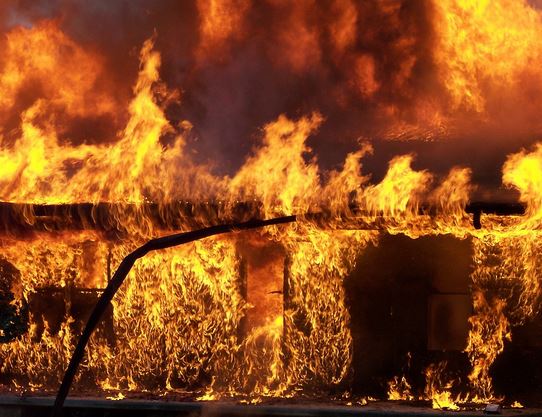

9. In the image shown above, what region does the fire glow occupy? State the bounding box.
[0,0,542,412]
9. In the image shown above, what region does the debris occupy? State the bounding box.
[485,403,501,414]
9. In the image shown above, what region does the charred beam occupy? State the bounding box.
[0,201,529,235]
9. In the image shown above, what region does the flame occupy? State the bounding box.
[196,0,542,134]
[106,392,125,401]
[228,113,323,218]
[196,0,250,61]
[387,376,414,401]
[424,362,460,411]
[434,0,542,115]
[0,33,172,206]
[360,154,432,237]
[0,10,541,409]
[0,20,116,121]
[0,34,381,399]
[511,400,524,408]
[462,143,542,401]
[503,143,542,227]
[465,290,511,400]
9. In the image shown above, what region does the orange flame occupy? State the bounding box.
[0,7,541,408]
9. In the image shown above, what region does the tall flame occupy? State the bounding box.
[0,6,541,409]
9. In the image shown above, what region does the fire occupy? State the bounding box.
[0,21,116,122]
[503,144,542,226]
[196,0,250,61]
[0,29,379,399]
[423,362,463,411]
[360,154,431,236]
[387,376,414,401]
[106,392,125,401]
[0,1,542,411]
[434,0,542,114]
[511,400,524,408]
[228,113,323,218]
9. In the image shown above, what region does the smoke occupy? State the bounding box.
[1,0,542,189]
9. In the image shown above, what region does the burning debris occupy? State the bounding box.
[0,0,541,414]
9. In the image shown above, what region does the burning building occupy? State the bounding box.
[0,1,542,415]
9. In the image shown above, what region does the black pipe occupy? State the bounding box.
[51,215,297,417]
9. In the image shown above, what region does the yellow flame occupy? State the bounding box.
[106,392,125,401]
[424,362,460,411]
[434,0,542,113]
[387,376,414,401]
[0,20,540,408]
